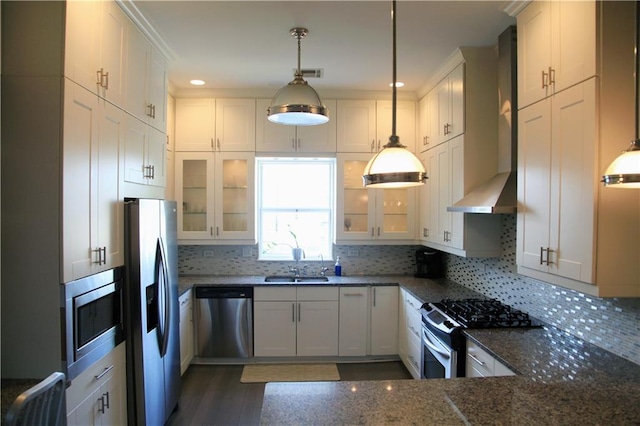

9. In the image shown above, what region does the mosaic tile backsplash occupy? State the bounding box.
[178,214,639,365]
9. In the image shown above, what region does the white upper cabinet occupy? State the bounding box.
[516,1,639,297]
[175,99,216,151]
[65,1,127,106]
[517,0,596,109]
[337,100,416,153]
[215,99,256,151]
[122,116,167,197]
[418,48,502,258]
[62,81,124,282]
[125,28,168,132]
[255,99,337,153]
[337,153,416,243]
[175,99,256,152]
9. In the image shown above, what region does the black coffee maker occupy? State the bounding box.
[415,248,443,278]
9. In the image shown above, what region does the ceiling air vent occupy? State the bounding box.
[293,68,324,78]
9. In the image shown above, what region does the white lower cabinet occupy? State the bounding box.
[254,287,339,357]
[338,286,399,357]
[66,343,127,426]
[338,287,369,356]
[179,289,194,375]
[466,340,515,378]
[370,286,399,356]
[398,288,422,379]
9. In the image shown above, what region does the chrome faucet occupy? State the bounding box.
[318,254,329,277]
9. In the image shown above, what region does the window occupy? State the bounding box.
[257,158,335,261]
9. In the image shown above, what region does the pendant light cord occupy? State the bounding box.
[297,33,302,77]
[391,0,397,140]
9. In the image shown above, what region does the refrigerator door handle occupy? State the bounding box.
[156,237,171,357]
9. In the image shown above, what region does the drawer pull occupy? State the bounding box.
[343,293,364,297]
[468,353,486,367]
[95,364,114,381]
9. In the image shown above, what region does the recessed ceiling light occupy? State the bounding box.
[389,81,404,88]
[190,79,205,86]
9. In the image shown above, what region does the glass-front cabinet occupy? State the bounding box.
[336,153,416,242]
[175,151,255,242]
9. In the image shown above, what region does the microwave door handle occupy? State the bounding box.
[156,238,170,357]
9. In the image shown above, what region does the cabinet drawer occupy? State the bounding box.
[466,340,495,377]
[297,286,339,301]
[405,333,422,379]
[66,342,125,410]
[255,286,296,301]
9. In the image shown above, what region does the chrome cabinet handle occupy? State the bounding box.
[210,138,214,149]
[372,288,376,307]
[102,391,110,409]
[539,247,552,265]
[468,353,486,367]
[93,247,106,265]
[342,293,364,297]
[548,67,555,86]
[408,355,419,369]
[298,302,301,322]
[292,303,295,322]
[542,69,549,89]
[409,325,419,338]
[371,139,375,152]
[216,138,221,151]
[96,68,109,89]
[95,365,114,380]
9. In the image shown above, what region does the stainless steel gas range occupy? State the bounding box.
[420,298,541,379]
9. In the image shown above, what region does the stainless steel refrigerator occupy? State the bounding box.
[124,199,180,425]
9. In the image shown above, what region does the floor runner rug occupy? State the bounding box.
[240,363,340,383]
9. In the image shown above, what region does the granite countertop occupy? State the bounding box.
[180,275,640,424]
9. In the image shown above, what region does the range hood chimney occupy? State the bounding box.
[448,26,518,214]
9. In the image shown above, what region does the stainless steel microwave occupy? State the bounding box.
[62,266,125,380]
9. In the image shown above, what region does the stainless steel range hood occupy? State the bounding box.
[448,26,517,214]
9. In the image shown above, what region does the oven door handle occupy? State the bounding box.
[422,328,451,358]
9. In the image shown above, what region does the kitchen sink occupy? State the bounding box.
[264,276,329,283]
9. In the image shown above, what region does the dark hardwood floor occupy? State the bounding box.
[167,361,412,426]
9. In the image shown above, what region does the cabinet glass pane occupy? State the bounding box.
[343,160,369,233]
[183,160,207,232]
[222,158,248,232]
[382,189,408,232]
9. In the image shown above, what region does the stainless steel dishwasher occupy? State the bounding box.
[194,286,253,358]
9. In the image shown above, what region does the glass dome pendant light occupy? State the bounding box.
[267,28,329,126]
[362,1,427,188]
[602,3,640,188]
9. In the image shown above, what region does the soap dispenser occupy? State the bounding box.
[334,256,342,276]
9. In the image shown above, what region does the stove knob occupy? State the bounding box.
[443,320,454,329]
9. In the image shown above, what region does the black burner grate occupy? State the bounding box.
[434,298,538,329]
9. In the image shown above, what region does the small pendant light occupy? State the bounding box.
[267,28,329,126]
[362,1,426,188]
[602,3,640,188]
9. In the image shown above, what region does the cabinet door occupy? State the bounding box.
[425,148,439,244]
[255,98,296,152]
[214,152,255,240]
[376,186,416,240]
[98,366,126,426]
[297,301,339,356]
[448,135,464,249]
[175,99,216,151]
[435,143,451,246]
[123,116,149,185]
[254,301,297,357]
[179,289,194,375]
[148,47,168,131]
[337,100,377,152]
[63,82,97,282]
[551,1,596,95]
[370,286,398,355]
[338,288,369,356]
[377,100,416,153]
[448,64,465,140]
[418,95,430,152]
[65,0,100,93]
[67,387,101,426]
[418,151,432,242]
[548,80,596,282]
[96,1,127,106]
[296,99,337,152]
[336,154,375,241]
[517,1,552,109]
[215,99,256,151]
[125,26,151,124]
[517,99,552,272]
[147,126,167,188]
[176,152,215,239]
[98,103,125,273]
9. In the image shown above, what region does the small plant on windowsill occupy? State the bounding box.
[263,228,304,260]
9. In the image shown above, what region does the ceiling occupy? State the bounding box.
[132,1,517,97]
